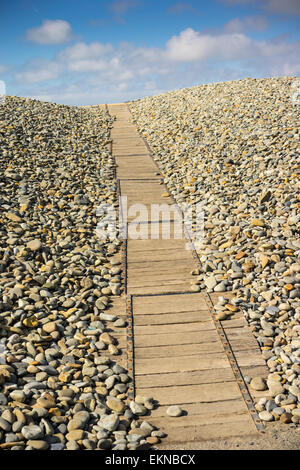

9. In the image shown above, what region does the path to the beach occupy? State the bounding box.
[107,102,269,446]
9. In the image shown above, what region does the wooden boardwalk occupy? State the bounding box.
[106,103,269,445]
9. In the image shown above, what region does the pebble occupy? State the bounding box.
[100,414,119,432]
[106,397,126,414]
[26,240,42,252]
[66,429,85,441]
[280,412,293,424]
[250,377,267,391]
[259,410,274,422]
[130,401,148,416]
[27,440,49,450]
[21,425,43,440]
[215,311,230,321]
[267,379,285,397]
[0,418,11,432]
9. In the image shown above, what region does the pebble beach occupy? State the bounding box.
[129,76,300,424]
[0,75,299,450]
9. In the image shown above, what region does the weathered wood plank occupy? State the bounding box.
[134,311,212,325]
[147,418,257,442]
[134,321,213,335]
[128,284,193,295]
[136,381,241,404]
[135,353,231,375]
[132,294,209,313]
[133,330,217,348]
[134,341,224,358]
[149,399,248,418]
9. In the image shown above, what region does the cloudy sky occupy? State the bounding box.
[1,0,300,105]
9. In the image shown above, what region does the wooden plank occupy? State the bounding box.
[134,306,210,322]
[121,189,172,197]
[127,269,193,282]
[241,365,268,378]
[128,258,193,268]
[220,318,247,329]
[128,238,190,251]
[113,138,145,143]
[110,125,136,129]
[121,195,174,204]
[114,147,147,153]
[127,250,192,262]
[114,152,150,156]
[113,137,144,142]
[120,179,166,188]
[113,135,144,140]
[132,294,209,313]
[147,418,257,442]
[226,336,261,351]
[128,264,193,275]
[134,321,213,335]
[117,169,160,179]
[133,302,209,315]
[115,157,157,166]
[127,279,194,290]
[126,223,184,236]
[128,284,193,295]
[147,412,253,430]
[234,350,267,368]
[134,311,212,325]
[135,353,231,375]
[127,266,194,279]
[127,264,193,277]
[111,131,140,135]
[127,276,195,288]
[113,142,146,148]
[150,399,248,418]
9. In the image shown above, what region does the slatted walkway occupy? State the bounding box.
[106,103,269,445]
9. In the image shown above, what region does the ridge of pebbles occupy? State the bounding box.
[129,77,300,424]
[0,96,163,450]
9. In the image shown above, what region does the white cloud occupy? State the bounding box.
[59,42,113,61]
[165,28,255,62]
[57,42,114,73]
[26,19,74,45]
[164,28,300,80]
[219,0,300,14]
[15,58,63,84]
[68,59,108,73]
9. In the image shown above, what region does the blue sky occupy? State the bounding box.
[1,0,300,105]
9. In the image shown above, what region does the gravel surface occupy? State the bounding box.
[0,76,299,450]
